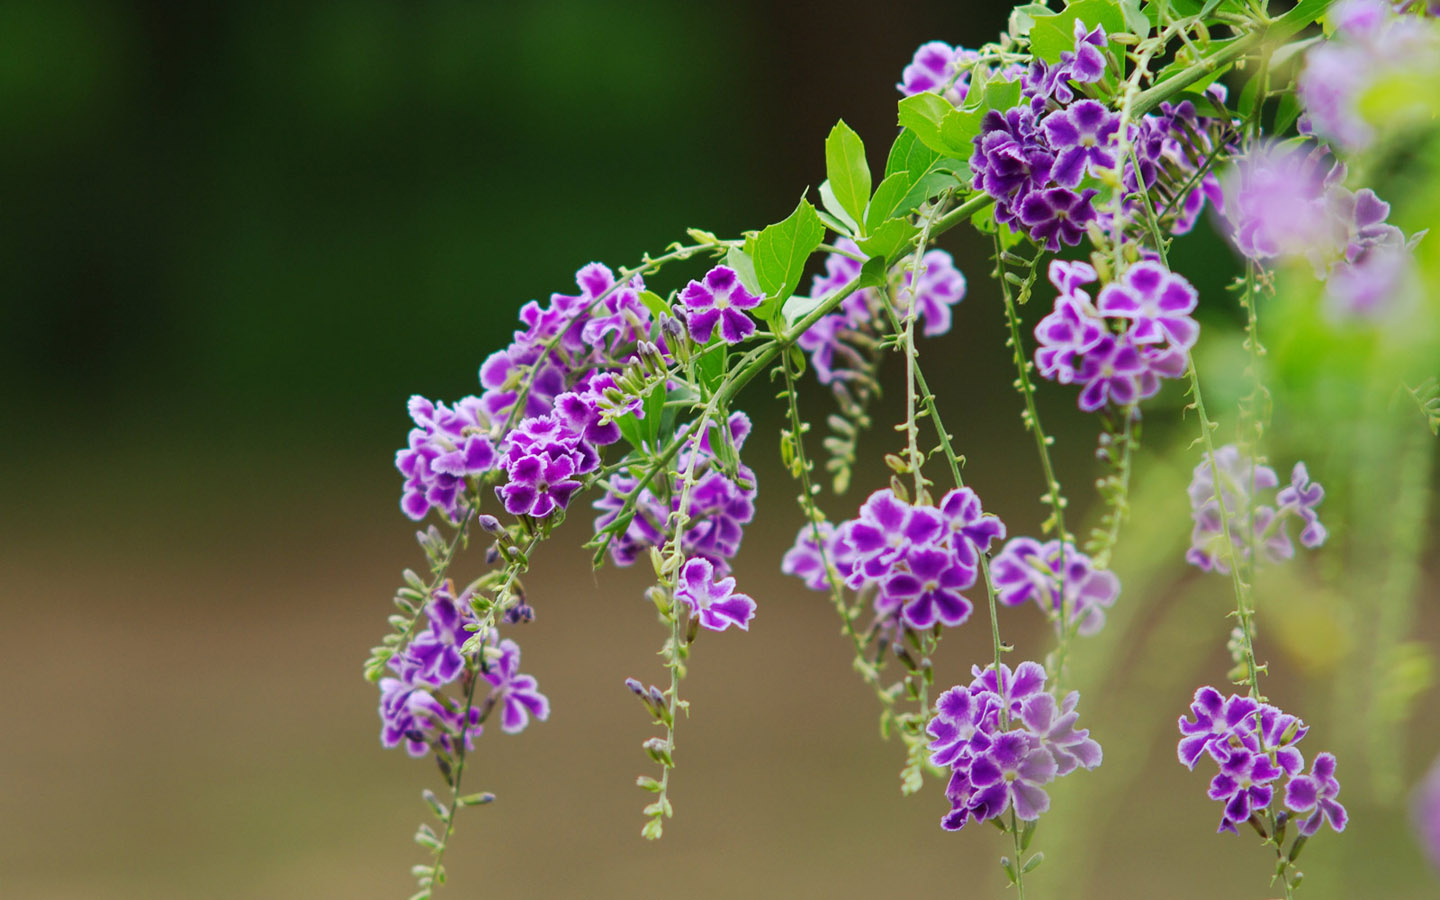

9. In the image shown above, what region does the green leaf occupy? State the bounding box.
[780,293,823,329]
[637,290,670,320]
[724,246,761,296]
[1030,1,1128,63]
[857,254,890,290]
[1119,0,1149,34]
[825,120,871,232]
[865,171,912,230]
[883,129,966,218]
[982,77,1022,115]
[897,92,961,156]
[748,197,826,307]
[641,383,666,444]
[856,218,918,261]
[1008,3,1055,38]
[615,411,645,450]
[939,107,985,158]
[1275,0,1331,37]
[817,180,859,236]
[695,343,725,394]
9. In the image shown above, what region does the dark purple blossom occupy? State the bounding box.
[1075,334,1145,412]
[1061,20,1108,83]
[1018,187,1100,251]
[971,104,1055,224]
[379,671,483,758]
[969,732,1058,822]
[499,453,581,518]
[682,265,760,345]
[880,545,975,628]
[1209,745,1284,833]
[397,395,498,523]
[971,661,1049,720]
[844,488,945,586]
[1042,100,1120,187]
[675,557,757,632]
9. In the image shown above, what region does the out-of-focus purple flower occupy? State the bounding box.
[1298,1,1440,153]
[379,672,483,758]
[991,538,1120,636]
[1284,752,1348,836]
[1326,244,1422,322]
[1413,755,1440,870]
[1096,261,1200,350]
[898,41,976,105]
[1061,20,1108,83]
[1209,745,1284,833]
[1042,100,1120,187]
[781,522,839,591]
[483,634,551,733]
[1018,187,1100,251]
[1222,144,1352,273]
[897,249,968,337]
[681,265,761,345]
[1186,445,1327,573]
[395,585,474,688]
[1277,462,1328,549]
[675,557,757,632]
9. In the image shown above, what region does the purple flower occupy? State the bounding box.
[1221,144,1353,274]
[881,545,976,628]
[1412,755,1440,870]
[1076,334,1145,412]
[991,538,1120,636]
[968,732,1059,822]
[1277,462,1327,549]
[1285,752,1348,836]
[1042,100,1120,187]
[1096,261,1200,350]
[1177,686,1260,770]
[971,104,1055,223]
[1209,745,1284,833]
[844,488,944,586]
[781,522,840,591]
[1020,691,1102,776]
[681,265,761,345]
[897,249,968,337]
[898,41,975,105]
[675,557,757,632]
[971,661,1049,720]
[927,686,1000,768]
[1186,445,1326,574]
[396,395,497,523]
[395,585,474,688]
[499,453,581,518]
[937,486,1006,563]
[575,263,649,355]
[1018,186,1100,251]
[379,673,483,758]
[483,635,551,734]
[1061,20,1108,84]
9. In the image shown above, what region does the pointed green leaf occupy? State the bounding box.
[749,197,826,308]
[725,246,761,296]
[825,120,871,232]
[856,218,919,262]
[898,93,964,156]
[1030,1,1128,63]
[865,171,912,230]
[817,180,859,236]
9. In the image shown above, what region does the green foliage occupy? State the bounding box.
[746,197,826,319]
[1029,0,1129,63]
[824,120,872,234]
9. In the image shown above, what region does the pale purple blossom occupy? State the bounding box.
[483,635,551,734]
[1285,752,1348,836]
[991,538,1120,635]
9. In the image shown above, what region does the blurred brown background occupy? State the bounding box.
[2,1,1437,898]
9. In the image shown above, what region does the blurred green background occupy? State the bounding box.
[2,1,1437,898]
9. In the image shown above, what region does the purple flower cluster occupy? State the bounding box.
[1222,143,1425,320]
[782,486,1004,632]
[379,583,549,757]
[397,396,499,522]
[967,22,1231,249]
[1186,445,1327,574]
[1415,755,1440,871]
[397,262,673,524]
[594,412,758,577]
[991,538,1120,636]
[1298,0,1440,154]
[928,662,1101,830]
[1032,259,1193,412]
[797,240,966,386]
[1178,687,1346,835]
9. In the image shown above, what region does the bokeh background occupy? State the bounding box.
[2,1,1437,898]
